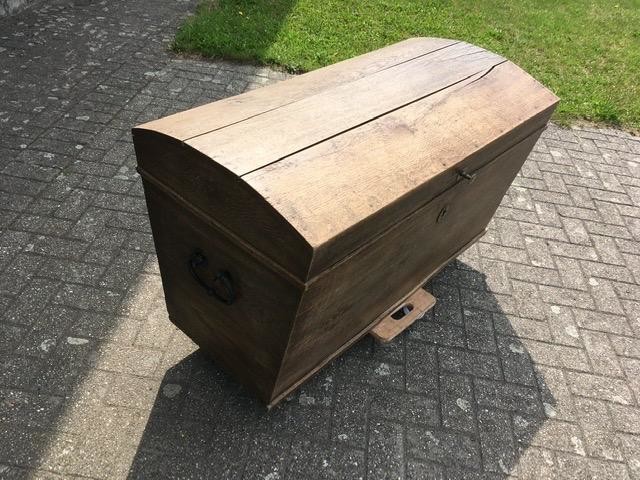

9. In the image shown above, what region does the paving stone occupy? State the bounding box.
[522,338,591,372]
[475,378,543,416]
[366,421,404,479]
[496,335,537,386]
[477,407,518,474]
[514,416,585,455]
[618,433,640,480]
[440,372,476,432]
[573,396,624,461]
[536,365,576,421]
[406,425,481,470]
[438,346,502,380]
[565,371,634,405]
[554,452,631,480]
[582,330,623,376]
[370,388,439,427]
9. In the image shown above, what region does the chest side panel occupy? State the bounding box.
[142,179,303,402]
[273,129,544,399]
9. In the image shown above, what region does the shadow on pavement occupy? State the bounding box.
[127,260,556,479]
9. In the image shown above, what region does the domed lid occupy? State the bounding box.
[135,38,558,282]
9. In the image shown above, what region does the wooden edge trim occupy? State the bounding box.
[370,289,436,343]
[266,228,486,408]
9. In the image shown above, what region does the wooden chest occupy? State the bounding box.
[132,38,558,407]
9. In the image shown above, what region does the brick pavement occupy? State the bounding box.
[1,1,640,479]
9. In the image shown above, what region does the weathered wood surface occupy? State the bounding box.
[133,38,559,405]
[370,289,437,343]
[246,61,556,277]
[133,133,313,282]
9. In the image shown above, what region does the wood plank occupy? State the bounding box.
[186,42,503,175]
[370,289,436,343]
[137,37,458,140]
[245,61,559,278]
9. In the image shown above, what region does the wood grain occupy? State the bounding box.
[142,179,302,403]
[267,228,486,408]
[133,130,313,281]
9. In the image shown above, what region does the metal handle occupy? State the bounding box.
[458,169,477,182]
[188,250,236,305]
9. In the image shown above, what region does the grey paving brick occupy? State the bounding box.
[440,372,476,432]
[536,365,576,421]
[511,280,547,320]
[92,343,162,377]
[609,334,640,359]
[475,378,543,416]
[515,417,585,454]
[574,397,624,461]
[582,330,623,376]
[494,315,552,342]
[524,236,556,268]
[619,434,640,480]
[406,425,481,470]
[554,452,631,480]
[565,371,634,405]
[366,421,404,479]
[538,284,597,310]
[620,357,640,402]
[478,407,518,473]
[439,346,502,380]
[496,335,537,386]
[523,338,591,372]
[546,304,582,347]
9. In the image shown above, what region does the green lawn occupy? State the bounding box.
[173,0,640,130]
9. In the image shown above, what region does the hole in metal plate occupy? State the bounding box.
[391,303,414,320]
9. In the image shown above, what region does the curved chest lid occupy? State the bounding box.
[135,38,558,282]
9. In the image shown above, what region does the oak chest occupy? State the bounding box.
[132,38,558,406]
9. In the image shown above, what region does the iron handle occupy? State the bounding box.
[188,250,236,305]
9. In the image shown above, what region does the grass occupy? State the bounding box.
[173,0,640,130]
